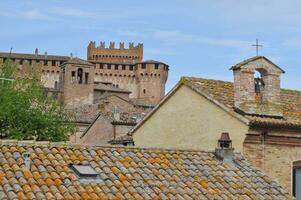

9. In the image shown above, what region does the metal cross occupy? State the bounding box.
[252,39,263,56]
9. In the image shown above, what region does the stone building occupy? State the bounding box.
[0,42,169,105]
[0,41,168,145]
[118,56,301,197]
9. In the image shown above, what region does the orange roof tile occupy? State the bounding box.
[0,140,293,199]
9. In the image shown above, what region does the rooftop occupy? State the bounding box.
[0,52,69,61]
[184,77,301,129]
[0,140,292,199]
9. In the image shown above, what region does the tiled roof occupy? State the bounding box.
[0,52,69,61]
[185,77,301,129]
[0,140,292,199]
[64,57,93,66]
[69,104,99,123]
[94,83,131,93]
[108,134,134,145]
[230,56,285,73]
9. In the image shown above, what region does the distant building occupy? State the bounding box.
[120,56,301,196]
[0,134,292,199]
[0,41,169,144]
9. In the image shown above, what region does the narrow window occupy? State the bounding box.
[71,71,76,83]
[293,161,301,199]
[85,72,89,84]
[115,65,118,70]
[99,64,103,69]
[52,60,56,66]
[54,81,59,90]
[77,68,83,84]
[143,89,146,94]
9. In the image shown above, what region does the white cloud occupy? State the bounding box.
[22,10,48,20]
[153,30,250,48]
[47,7,96,18]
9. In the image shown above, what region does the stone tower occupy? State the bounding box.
[230,56,285,117]
[59,58,95,108]
[135,61,168,104]
[87,41,168,105]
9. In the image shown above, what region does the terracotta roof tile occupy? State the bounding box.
[185,77,301,129]
[0,141,293,199]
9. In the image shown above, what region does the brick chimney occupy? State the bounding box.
[215,132,234,164]
[230,56,285,117]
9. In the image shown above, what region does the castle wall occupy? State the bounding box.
[135,63,168,104]
[0,42,169,105]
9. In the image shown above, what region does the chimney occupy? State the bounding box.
[215,132,234,164]
[23,152,31,170]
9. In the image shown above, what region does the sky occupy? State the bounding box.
[1,0,301,92]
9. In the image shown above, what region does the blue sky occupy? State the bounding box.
[1,0,301,91]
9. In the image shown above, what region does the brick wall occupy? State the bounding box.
[244,131,301,193]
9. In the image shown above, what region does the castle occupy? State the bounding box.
[0,41,168,106]
[0,41,169,144]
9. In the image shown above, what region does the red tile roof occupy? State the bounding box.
[0,140,292,199]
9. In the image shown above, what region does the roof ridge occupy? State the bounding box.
[0,139,225,153]
[183,76,301,94]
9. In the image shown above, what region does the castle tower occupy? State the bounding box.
[230,56,285,117]
[59,58,95,108]
[135,60,169,105]
[87,41,143,63]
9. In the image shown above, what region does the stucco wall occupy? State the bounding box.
[133,85,248,152]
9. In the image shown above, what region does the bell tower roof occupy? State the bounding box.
[230,56,285,74]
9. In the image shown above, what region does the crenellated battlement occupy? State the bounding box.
[89,41,143,50]
[87,41,143,63]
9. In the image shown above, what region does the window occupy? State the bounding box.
[52,60,56,66]
[85,72,89,84]
[107,64,111,69]
[54,81,59,90]
[70,164,98,179]
[114,65,118,70]
[20,60,23,65]
[155,64,159,69]
[122,65,126,70]
[78,68,83,84]
[129,66,133,71]
[143,89,146,94]
[71,71,76,83]
[141,63,146,69]
[99,64,103,69]
[293,161,301,199]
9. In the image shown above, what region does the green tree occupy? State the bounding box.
[0,59,75,141]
